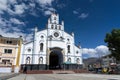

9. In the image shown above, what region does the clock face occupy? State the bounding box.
[54,32,59,37]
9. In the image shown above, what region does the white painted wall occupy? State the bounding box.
[21,13,83,65]
[0,67,12,73]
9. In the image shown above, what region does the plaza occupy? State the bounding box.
[5,73,120,80]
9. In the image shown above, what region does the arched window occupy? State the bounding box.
[40,43,43,51]
[55,25,57,29]
[41,35,44,38]
[54,17,56,20]
[68,58,71,63]
[51,25,53,29]
[26,57,30,64]
[27,48,31,52]
[39,57,43,64]
[76,58,80,64]
[59,26,61,30]
[76,51,79,54]
[67,45,70,53]
[67,38,70,41]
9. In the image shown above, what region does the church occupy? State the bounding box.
[20,13,83,70]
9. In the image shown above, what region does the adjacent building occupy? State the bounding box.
[0,35,22,73]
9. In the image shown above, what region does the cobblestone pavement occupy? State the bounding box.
[8,73,120,80]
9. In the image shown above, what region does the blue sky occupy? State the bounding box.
[0,0,119,58]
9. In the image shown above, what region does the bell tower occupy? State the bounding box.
[50,13,59,24]
[47,13,64,31]
[47,13,64,40]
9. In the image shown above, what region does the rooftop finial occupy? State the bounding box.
[52,9,56,15]
[48,18,50,24]
[35,26,38,32]
[71,32,74,37]
[62,20,64,26]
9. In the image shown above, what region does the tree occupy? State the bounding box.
[104,29,120,62]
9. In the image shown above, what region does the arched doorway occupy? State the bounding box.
[49,48,63,69]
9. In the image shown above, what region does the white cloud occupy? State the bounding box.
[0,0,56,42]
[73,8,81,15]
[79,13,89,19]
[73,9,89,19]
[0,0,7,10]
[73,10,79,14]
[57,3,66,9]
[0,27,21,37]
[82,48,97,57]
[8,0,17,4]
[37,0,54,7]
[44,10,52,16]
[47,7,55,11]
[0,0,56,16]
[0,0,27,15]
[95,45,110,56]
[82,48,96,54]
[9,3,28,15]
[36,0,56,16]
[14,4,25,14]
[10,18,25,25]
[0,16,10,27]
[82,45,110,58]
[0,16,25,27]
[0,27,33,42]
[43,7,56,16]
[29,3,35,8]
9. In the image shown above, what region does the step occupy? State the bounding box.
[53,70,75,74]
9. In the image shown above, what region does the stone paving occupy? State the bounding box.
[0,73,19,80]
[7,73,120,80]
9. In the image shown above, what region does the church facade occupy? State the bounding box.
[21,13,83,70]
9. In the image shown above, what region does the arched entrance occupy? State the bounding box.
[49,48,63,69]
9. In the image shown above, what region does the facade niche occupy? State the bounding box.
[67,45,70,53]
[40,43,44,51]
[39,57,43,64]
[26,57,30,64]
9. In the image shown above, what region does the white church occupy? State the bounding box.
[20,13,83,70]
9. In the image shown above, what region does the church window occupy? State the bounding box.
[40,43,44,51]
[28,48,31,52]
[38,57,43,64]
[76,58,80,64]
[26,57,30,64]
[76,51,79,54]
[67,45,70,53]
[41,35,44,38]
[67,39,70,41]
[68,58,71,63]
[54,17,56,20]
[51,25,54,29]
[55,25,57,29]
[59,26,61,30]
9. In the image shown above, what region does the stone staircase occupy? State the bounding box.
[21,69,89,74]
[53,70,75,74]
